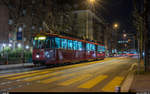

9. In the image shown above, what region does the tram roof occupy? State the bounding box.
[34,33,104,46]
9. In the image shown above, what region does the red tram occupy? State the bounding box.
[32,33,105,66]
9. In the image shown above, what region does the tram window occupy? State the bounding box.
[91,44,96,51]
[97,45,100,52]
[86,43,89,51]
[98,45,104,52]
[38,40,45,49]
[73,41,78,50]
[33,40,36,48]
[51,39,55,49]
[78,42,82,50]
[46,39,50,48]
[68,40,73,50]
[102,46,105,52]
[86,43,91,51]
[89,44,91,51]
[33,38,45,49]
[61,38,67,49]
[55,37,61,48]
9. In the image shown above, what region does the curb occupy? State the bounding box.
[120,63,137,92]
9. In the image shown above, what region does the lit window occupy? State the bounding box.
[73,41,78,50]
[78,42,82,50]
[55,37,60,48]
[68,40,73,50]
[61,38,67,49]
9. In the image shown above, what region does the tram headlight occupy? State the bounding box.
[36,54,40,58]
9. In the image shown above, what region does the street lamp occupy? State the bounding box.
[18,27,23,32]
[87,0,96,11]
[17,43,22,48]
[113,23,119,30]
[123,34,127,38]
[25,45,29,50]
[8,43,12,47]
[2,43,6,47]
[88,0,95,4]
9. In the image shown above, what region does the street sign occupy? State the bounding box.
[17,31,22,40]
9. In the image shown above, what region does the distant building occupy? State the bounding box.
[117,32,137,54]
[104,24,118,56]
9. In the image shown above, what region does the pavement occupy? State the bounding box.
[128,58,150,93]
[130,72,150,92]
[0,63,34,70]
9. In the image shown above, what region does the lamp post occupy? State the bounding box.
[111,23,119,56]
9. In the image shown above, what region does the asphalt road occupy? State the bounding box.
[0,57,137,92]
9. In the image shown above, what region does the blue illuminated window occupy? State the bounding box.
[91,44,96,51]
[68,40,73,50]
[86,43,95,51]
[73,41,78,50]
[102,46,105,52]
[98,45,101,52]
[98,45,105,52]
[61,38,67,49]
[78,42,82,50]
[55,37,60,48]
[33,40,36,48]
[86,43,90,51]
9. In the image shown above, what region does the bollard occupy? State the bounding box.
[115,86,121,92]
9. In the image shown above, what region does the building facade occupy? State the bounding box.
[72,10,117,56]
[73,10,105,44]
[0,4,9,43]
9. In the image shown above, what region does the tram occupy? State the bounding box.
[32,33,105,66]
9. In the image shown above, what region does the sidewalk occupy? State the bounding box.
[130,72,150,92]
[0,63,34,70]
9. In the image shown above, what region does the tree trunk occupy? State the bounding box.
[144,0,150,71]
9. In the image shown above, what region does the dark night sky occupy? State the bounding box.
[100,0,135,34]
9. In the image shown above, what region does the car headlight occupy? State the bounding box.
[36,54,40,58]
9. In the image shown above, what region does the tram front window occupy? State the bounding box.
[33,40,46,49]
[33,36,55,49]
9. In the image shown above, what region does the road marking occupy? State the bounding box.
[40,73,79,84]
[24,71,63,82]
[101,76,124,92]
[39,62,107,84]
[0,70,40,78]
[0,58,117,79]
[59,74,92,86]
[7,71,51,80]
[78,75,108,89]
[24,63,102,82]
[37,57,118,72]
